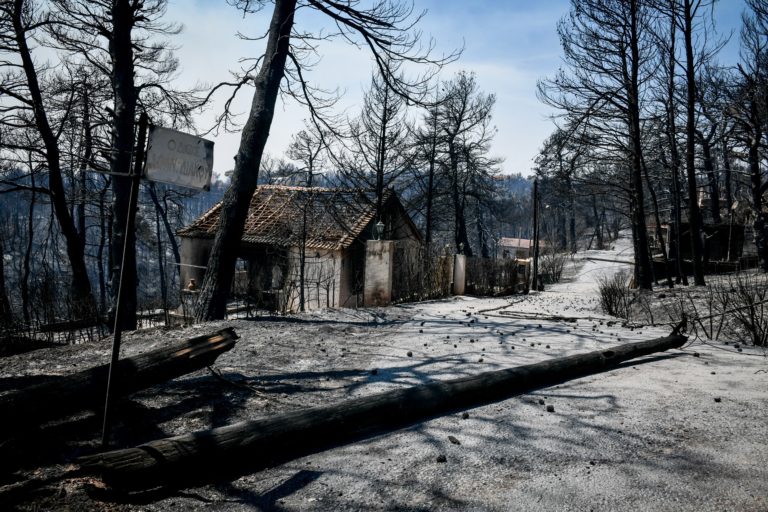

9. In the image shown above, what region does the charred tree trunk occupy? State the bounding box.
[80,333,686,487]
[683,0,706,285]
[299,159,314,311]
[476,200,490,258]
[0,233,11,325]
[21,172,34,324]
[449,144,472,256]
[671,164,687,285]
[424,149,436,251]
[375,89,389,223]
[423,107,439,254]
[147,184,181,276]
[194,0,297,321]
[97,179,111,313]
[10,0,95,310]
[568,177,577,254]
[591,195,603,250]
[642,157,673,288]
[0,328,238,439]
[108,0,139,331]
[77,84,92,244]
[421,121,438,287]
[451,163,472,255]
[698,132,721,224]
[747,97,768,271]
[557,208,567,252]
[627,0,653,290]
[722,139,733,213]
[152,189,168,318]
[531,179,540,291]
[663,4,686,285]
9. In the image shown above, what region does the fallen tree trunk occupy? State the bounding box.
[0,328,238,438]
[80,332,686,487]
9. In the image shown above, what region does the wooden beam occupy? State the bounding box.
[79,333,686,487]
[0,328,238,438]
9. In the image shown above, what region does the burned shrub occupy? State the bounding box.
[598,272,632,319]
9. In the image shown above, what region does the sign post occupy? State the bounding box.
[100,117,214,448]
[101,111,148,447]
[144,125,214,190]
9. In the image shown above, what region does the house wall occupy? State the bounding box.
[500,246,531,260]
[283,247,343,312]
[241,245,288,310]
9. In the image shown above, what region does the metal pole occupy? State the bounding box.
[101,111,148,447]
[531,178,540,292]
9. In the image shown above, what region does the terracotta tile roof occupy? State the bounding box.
[178,185,391,250]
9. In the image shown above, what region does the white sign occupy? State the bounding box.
[144,125,214,190]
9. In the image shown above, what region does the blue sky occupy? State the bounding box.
[167,0,748,178]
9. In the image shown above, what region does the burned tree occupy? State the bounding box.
[0,0,96,312]
[411,95,444,253]
[0,230,11,327]
[194,0,457,321]
[535,127,589,254]
[287,125,328,311]
[650,0,688,284]
[538,0,655,289]
[679,0,718,285]
[436,71,496,257]
[339,65,414,222]
[733,0,768,271]
[48,0,199,330]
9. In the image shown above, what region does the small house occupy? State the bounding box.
[177,185,422,311]
[498,237,534,260]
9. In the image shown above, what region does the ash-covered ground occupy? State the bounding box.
[2,238,767,511]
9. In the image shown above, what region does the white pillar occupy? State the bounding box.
[453,254,466,295]
[364,240,394,306]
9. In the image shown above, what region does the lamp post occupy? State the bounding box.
[375,220,385,240]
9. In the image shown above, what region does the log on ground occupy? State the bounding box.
[79,333,686,487]
[0,327,238,437]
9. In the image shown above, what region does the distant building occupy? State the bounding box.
[498,237,533,260]
[177,185,422,311]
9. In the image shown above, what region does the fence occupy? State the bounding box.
[465,257,529,296]
[392,246,453,303]
[391,246,529,303]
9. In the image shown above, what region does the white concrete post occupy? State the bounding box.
[364,240,394,306]
[453,254,466,295]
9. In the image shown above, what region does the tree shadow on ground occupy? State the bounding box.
[70,351,687,503]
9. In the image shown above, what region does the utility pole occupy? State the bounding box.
[531,178,541,292]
